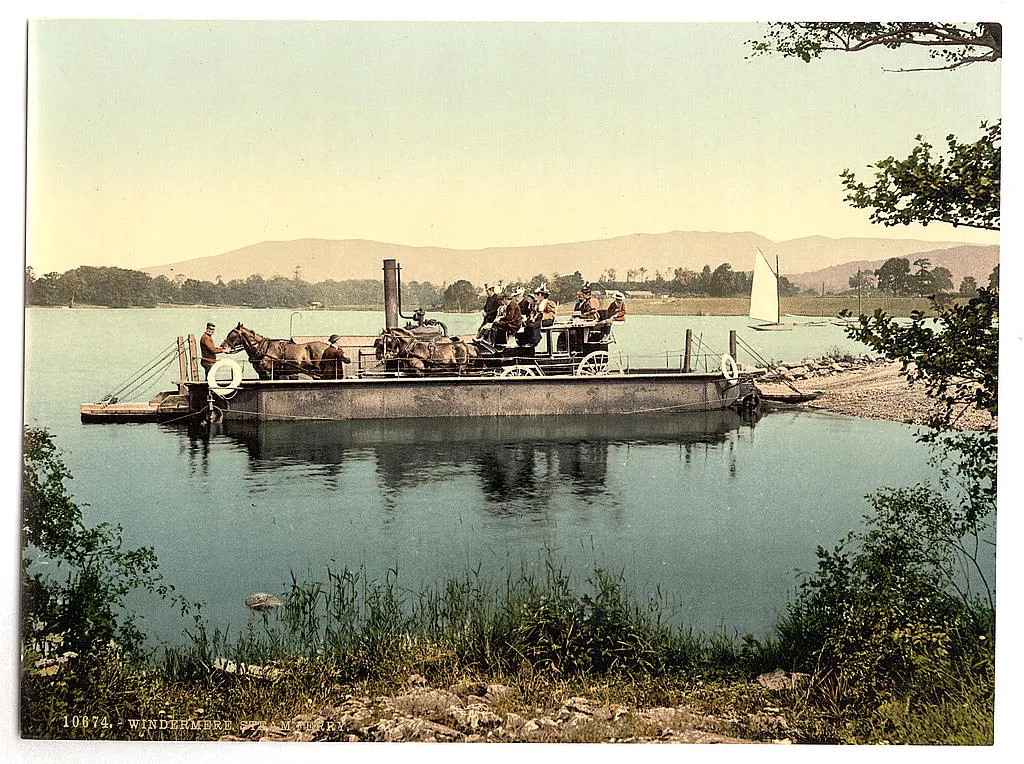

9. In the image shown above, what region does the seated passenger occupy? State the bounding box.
[479,282,501,331]
[599,291,627,322]
[488,287,523,346]
[536,285,557,327]
[520,287,545,347]
[573,284,600,321]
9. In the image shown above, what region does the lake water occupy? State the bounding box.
[24,307,952,645]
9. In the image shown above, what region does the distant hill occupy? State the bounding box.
[140,231,996,288]
[788,244,999,292]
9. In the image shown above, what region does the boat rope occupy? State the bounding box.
[621,399,732,415]
[97,341,182,404]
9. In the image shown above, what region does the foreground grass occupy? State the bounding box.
[22,566,994,744]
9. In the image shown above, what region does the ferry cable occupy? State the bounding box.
[97,340,180,404]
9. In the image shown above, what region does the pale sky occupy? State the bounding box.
[22,7,1006,276]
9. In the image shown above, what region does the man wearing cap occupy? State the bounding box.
[599,291,627,323]
[321,333,352,379]
[199,322,229,378]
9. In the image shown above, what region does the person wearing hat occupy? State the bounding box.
[599,291,627,323]
[480,282,502,331]
[535,285,557,327]
[573,283,600,321]
[489,286,524,346]
[321,333,351,379]
[199,322,229,378]
[519,287,545,347]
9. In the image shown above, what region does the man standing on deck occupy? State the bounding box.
[200,322,228,378]
[322,334,352,379]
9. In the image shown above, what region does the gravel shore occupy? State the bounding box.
[757,360,994,432]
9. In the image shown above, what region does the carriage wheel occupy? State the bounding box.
[574,350,611,376]
[500,365,539,377]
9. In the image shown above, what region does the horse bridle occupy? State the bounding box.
[227,326,271,360]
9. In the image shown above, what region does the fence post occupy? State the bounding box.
[683,329,692,373]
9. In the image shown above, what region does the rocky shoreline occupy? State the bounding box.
[219,671,810,744]
[756,356,993,431]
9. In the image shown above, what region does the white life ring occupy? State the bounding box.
[208,358,243,396]
[720,353,739,380]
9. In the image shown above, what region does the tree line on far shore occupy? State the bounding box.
[24,261,795,311]
[24,257,996,312]
[849,257,998,297]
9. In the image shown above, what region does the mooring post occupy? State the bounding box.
[729,330,738,362]
[683,329,693,373]
[187,335,200,381]
[177,336,188,391]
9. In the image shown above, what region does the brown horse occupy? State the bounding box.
[223,323,331,379]
[374,328,479,375]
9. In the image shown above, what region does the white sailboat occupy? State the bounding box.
[749,248,793,331]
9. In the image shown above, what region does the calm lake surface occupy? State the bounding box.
[24,307,955,644]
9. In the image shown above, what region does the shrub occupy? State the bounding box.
[21,427,176,737]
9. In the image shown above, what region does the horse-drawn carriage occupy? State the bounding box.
[370,319,620,378]
[220,319,621,381]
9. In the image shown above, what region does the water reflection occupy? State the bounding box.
[181,412,757,505]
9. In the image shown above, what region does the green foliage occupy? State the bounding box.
[178,563,742,686]
[752,21,998,739]
[21,427,181,734]
[842,288,998,431]
[777,484,994,714]
[24,267,445,310]
[874,257,912,295]
[988,264,999,290]
[440,279,480,312]
[959,276,979,296]
[848,269,875,291]
[748,22,1001,71]
[22,428,173,656]
[549,271,585,304]
[840,122,1000,233]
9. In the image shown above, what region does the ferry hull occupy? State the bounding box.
[187,372,756,422]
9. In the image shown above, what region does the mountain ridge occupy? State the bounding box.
[140,231,998,290]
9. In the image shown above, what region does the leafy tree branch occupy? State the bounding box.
[841,122,1000,232]
[748,22,1001,71]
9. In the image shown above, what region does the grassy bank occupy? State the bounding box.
[22,564,994,744]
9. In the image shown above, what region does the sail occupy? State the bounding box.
[749,248,780,324]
